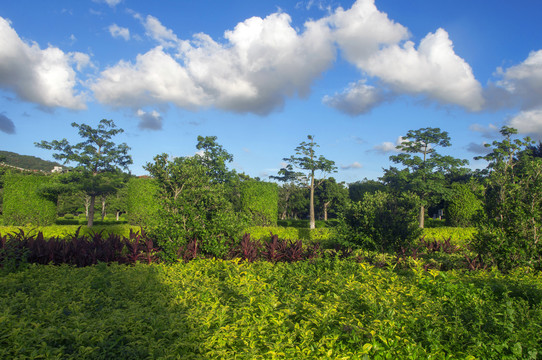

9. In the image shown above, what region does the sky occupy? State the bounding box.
[1,0,542,183]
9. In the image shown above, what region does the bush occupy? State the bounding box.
[2,173,57,226]
[336,191,422,252]
[126,177,161,227]
[239,180,278,226]
[445,183,483,227]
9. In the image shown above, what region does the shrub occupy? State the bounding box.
[126,177,161,227]
[336,191,422,252]
[3,173,57,226]
[445,183,483,227]
[239,180,278,226]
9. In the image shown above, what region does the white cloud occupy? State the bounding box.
[330,0,408,65]
[136,109,163,130]
[93,11,335,114]
[138,15,180,48]
[360,28,484,111]
[322,80,389,115]
[93,0,122,8]
[109,24,130,41]
[372,136,404,154]
[508,108,542,138]
[325,0,483,113]
[341,161,362,170]
[492,50,542,111]
[0,17,87,110]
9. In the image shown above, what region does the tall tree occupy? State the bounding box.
[35,119,132,227]
[383,127,468,228]
[196,135,234,184]
[315,177,348,221]
[272,135,337,229]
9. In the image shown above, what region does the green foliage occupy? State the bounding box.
[472,126,542,270]
[421,227,477,247]
[195,135,234,184]
[243,226,334,243]
[445,182,483,227]
[35,119,133,228]
[277,183,308,220]
[125,177,160,227]
[1,261,541,358]
[3,173,57,226]
[336,191,422,251]
[239,179,278,226]
[383,127,469,228]
[0,224,136,238]
[348,178,386,202]
[273,135,337,229]
[144,154,243,260]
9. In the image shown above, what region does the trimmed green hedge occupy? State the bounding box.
[126,177,160,227]
[240,180,278,226]
[2,173,56,226]
[243,226,334,243]
[0,224,137,239]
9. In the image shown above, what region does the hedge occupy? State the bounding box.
[239,180,278,226]
[126,177,160,227]
[2,173,56,226]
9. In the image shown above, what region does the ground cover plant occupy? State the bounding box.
[1,260,541,359]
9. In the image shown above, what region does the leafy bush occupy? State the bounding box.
[421,227,477,247]
[243,226,334,244]
[1,261,541,359]
[144,154,244,261]
[445,182,483,227]
[336,191,422,252]
[3,173,57,226]
[125,177,161,227]
[239,179,278,226]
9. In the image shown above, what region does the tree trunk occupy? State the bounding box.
[101,196,106,221]
[324,201,330,221]
[88,195,95,228]
[419,204,425,229]
[84,195,91,218]
[309,171,315,229]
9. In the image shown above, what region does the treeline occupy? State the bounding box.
[2,121,542,270]
[0,150,62,172]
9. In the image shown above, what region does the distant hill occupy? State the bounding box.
[0,150,63,172]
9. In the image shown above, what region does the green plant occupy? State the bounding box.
[3,173,57,226]
[239,179,278,226]
[336,191,422,252]
[445,182,483,227]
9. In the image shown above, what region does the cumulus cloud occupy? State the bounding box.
[0,113,15,134]
[323,80,390,115]
[0,17,87,110]
[341,161,362,170]
[136,109,163,130]
[92,11,335,114]
[508,108,542,139]
[493,50,542,111]
[109,24,130,41]
[372,136,404,154]
[325,0,483,113]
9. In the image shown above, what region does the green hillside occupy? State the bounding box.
[0,150,62,172]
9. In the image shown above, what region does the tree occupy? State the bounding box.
[383,127,468,228]
[315,177,348,221]
[144,154,242,260]
[272,135,337,229]
[472,126,542,269]
[196,135,234,184]
[35,119,132,227]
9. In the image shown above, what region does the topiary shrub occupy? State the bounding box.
[126,177,161,227]
[3,173,57,226]
[239,180,278,226]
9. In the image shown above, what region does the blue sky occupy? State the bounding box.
[1,0,542,183]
